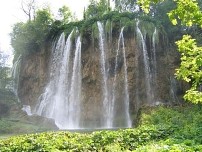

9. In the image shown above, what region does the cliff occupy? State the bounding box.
[16,19,187,129]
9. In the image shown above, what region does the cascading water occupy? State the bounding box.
[118,27,132,127]
[34,31,82,129]
[67,35,82,129]
[97,21,111,127]
[152,28,158,82]
[170,76,179,103]
[34,33,66,127]
[136,20,154,103]
[12,55,21,97]
[22,105,32,116]
[97,23,132,128]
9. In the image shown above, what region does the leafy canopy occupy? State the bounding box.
[175,35,202,103]
[11,8,53,58]
[58,6,73,24]
[138,0,202,103]
[113,0,137,12]
[84,0,110,19]
[0,52,11,90]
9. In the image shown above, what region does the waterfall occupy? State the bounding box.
[22,105,32,116]
[97,21,111,127]
[11,55,21,102]
[119,27,132,127]
[111,33,121,128]
[112,27,132,127]
[150,27,158,101]
[97,23,131,128]
[34,33,67,127]
[34,31,82,129]
[136,20,154,103]
[67,36,82,129]
[152,28,157,82]
[170,76,179,103]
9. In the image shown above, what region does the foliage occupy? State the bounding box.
[149,0,183,41]
[175,35,202,103]
[21,0,36,21]
[167,0,202,27]
[0,52,12,90]
[0,67,11,90]
[113,0,138,12]
[0,125,173,151]
[0,105,202,151]
[58,6,72,24]
[10,8,53,58]
[137,20,156,38]
[52,11,158,42]
[138,0,202,103]
[138,0,202,27]
[137,0,165,14]
[0,52,16,119]
[11,1,169,58]
[84,0,110,19]
[138,105,202,151]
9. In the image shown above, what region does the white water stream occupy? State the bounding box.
[34,31,82,129]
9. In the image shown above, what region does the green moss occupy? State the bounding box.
[12,9,164,61]
[13,10,161,62]
[105,19,112,35]
[136,20,155,38]
[52,11,160,42]
[92,22,99,39]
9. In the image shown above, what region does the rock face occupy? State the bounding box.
[18,44,51,107]
[17,21,186,128]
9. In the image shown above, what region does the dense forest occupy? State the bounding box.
[0,0,201,151]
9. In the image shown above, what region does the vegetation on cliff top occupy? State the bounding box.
[0,104,201,151]
[11,0,179,60]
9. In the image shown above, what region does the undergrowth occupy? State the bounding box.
[0,104,201,151]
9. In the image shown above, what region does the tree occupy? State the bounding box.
[113,0,137,12]
[149,0,183,41]
[21,0,36,21]
[58,6,73,23]
[10,8,54,57]
[85,0,110,19]
[84,0,98,19]
[175,35,202,103]
[0,51,11,90]
[138,0,202,103]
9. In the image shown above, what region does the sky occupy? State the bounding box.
[0,0,89,64]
